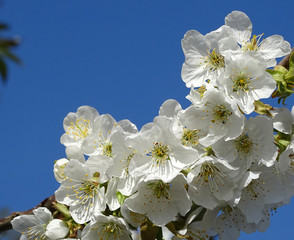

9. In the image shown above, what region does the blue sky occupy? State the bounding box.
[0,0,294,239]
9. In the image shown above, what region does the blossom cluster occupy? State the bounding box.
[11,11,294,240]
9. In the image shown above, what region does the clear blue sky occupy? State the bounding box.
[0,0,293,239]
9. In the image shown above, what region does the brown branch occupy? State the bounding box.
[277,47,294,69]
[0,195,56,234]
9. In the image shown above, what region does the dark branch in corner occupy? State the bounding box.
[277,47,294,69]
[0,195,56,234]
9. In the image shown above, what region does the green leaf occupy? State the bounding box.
[289,52,294,70]
[274,65,289,74]
[116,191,126,205]
[253,100,273,116]
[0,48,21,64]
[0,38,20,47]
[53,202,71,219]
[278,139,291,147]
[0,58,7,83]
[274,131,291,155]
[0,23,8,30]
[266,68,286,82]
[285,68,294,82]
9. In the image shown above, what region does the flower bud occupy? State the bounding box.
[54,158,69,183]
[45,219,69,240]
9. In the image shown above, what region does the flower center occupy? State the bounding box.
[102,141,113,158]
[66,117,91,141]
[105,222,118,233]
[147,180,171,200]
[80,178,99,195]
[197,85,207,97]
[235,134,252,154]
[101,222,121,239]
[221,205,233,214]
[123,152,135,176]
[242,34,264,52]
[246,180,260,199]
[231,70,252,92]
[150,142,170,164]
[212,104,232,124]
[205,49,225,71]
[77,172,100,195]
[182,128,200,146]
[199,164,220,182]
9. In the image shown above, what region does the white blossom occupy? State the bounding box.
[81,215,131,240]
[180,88,245,146]
[81,114,117,156]
[225,11,291,67]
[187,156,240,210]
[126,116,199,182]
[217,53,276,114]
[125,174,192,226]
[55,160,107,224]
[11,207,68,240]
[60,106,99,148]
[237,166,286,224]
[104,127,141,196]
[212,116,278,171]
[181,25,238,87]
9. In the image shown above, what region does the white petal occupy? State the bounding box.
[11,215,40,233]
[159,99,182,118]
[33,207,53,224]
[117,119,138,134]
[259,35,291,59]
[271,107,292,134]
[65,145,85,163]
[225,11,252,44]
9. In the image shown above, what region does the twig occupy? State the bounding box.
[0,195,56,234]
